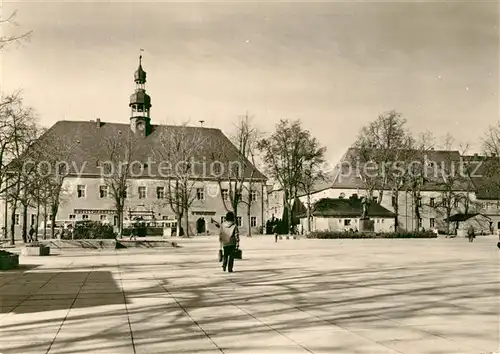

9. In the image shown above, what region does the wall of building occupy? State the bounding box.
[0,177,266,240]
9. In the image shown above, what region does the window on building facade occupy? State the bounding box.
[114,216,118,226]
[156,186,164,199]
[138,186,146,199]
[220,216,226,224]
[381,219,384,223]
[196,188,205,200]
[100,215,107,221]
[99,185,108,198]
[14,214,19,225]
[82,215,89,220]
[417,197,422,207]
[69,214,76,220]
[221,189,229,200]
[250,216,257,227]
[430,198,435,207]
[344,219,351,226]
[237,216,242,226]
[77,185,86,198]
[250,190,257,202]
[430,218,435,228]
[162,216,168,220]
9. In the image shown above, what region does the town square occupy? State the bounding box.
[1,235,499,354]
[1,1,499,353]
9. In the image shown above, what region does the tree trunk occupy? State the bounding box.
[184,207,190,237]
[176,213,182,237]
[247,203,252,237]
[286,202,292,235]
[35,200,40,241]
[22,203,28,243]
[393,192,399,232]
[43,202,47,240]
[117,204,124,237]
[10,201,17,245]
[306,194,311,232]
[413,192,421,232]
[50,203,58,239]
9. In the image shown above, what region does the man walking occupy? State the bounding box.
[467,225,475,243]
[218,212,240,273]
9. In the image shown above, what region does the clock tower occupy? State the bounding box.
[129,55,151,136]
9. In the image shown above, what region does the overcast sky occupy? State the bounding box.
[2,1,498,162]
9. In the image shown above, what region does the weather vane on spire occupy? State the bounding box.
[139,48,144,62]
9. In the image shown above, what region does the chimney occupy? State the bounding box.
[199,120,205,127]
[96,118,101,127]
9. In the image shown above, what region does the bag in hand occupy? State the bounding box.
[218,249,223,262]
[233,248,242,260]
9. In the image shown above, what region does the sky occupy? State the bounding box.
[1,0,498,164]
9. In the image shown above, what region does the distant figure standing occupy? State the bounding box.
[467,225,475,243]
[272,223,278,243]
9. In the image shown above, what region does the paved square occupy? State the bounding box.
[1,236,499,354]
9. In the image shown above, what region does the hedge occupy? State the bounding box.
[121,227,163,237]
[307,231,437,239]
[71,221,116,240]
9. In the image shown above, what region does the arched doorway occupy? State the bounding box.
[196,218,206,234]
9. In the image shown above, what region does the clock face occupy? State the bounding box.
[137,122,145,131]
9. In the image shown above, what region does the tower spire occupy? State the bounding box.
[129,53,151,136]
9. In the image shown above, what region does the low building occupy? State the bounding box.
[446,213,492,236]
[297,147,500,233]
[298,197,396,233]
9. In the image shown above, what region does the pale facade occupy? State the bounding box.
[301,215,394,233]
[298,187,481,232]
[0,177,266,239]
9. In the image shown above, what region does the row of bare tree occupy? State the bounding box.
[97,114,263,238]
[353,111,500,232]
[0,92,76,244]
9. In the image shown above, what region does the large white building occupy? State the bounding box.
[1,57,267,240]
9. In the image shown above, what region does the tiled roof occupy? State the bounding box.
[298,197,396,218]
[25,120,266,180]
[327,147,472,192]
[463,155,500,200]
